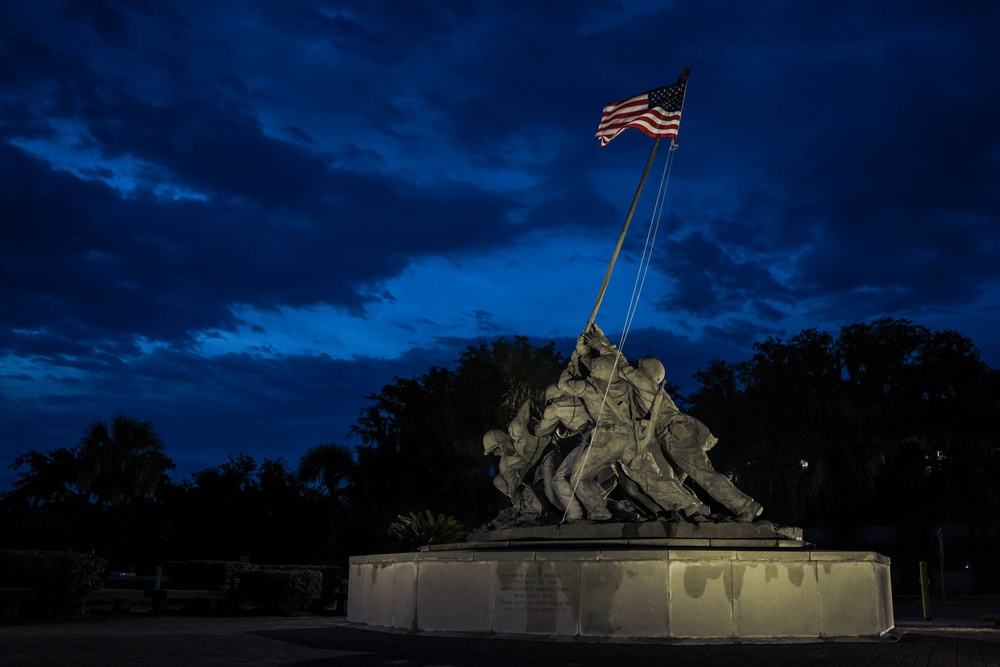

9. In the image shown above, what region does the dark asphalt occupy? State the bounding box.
[0,603,997,667]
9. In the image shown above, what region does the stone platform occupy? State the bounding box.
[347,522,894,641]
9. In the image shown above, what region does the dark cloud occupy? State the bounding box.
[652,233,790,318]
[0,126,526,358]
[61,0,129,44]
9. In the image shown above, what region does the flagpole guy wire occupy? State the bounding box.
[586,66,690,332]
[561,144,677,525]
[617,139,678,352]
[563,68,690,524]
[586,136,662,331]
[616,69,689,350]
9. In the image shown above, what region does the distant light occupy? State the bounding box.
[800,459,809,470]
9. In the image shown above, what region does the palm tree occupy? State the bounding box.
[77,414,174,507]
[299,443,355,500]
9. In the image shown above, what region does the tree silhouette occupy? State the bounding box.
[1,415,174,562]
[455,337,566,426]
[687,318,1000,589]
[344,337,566,550]
[299,443,355,500]
[77,414,174,508]
[7,447,82,506]
[173,454,328,563]
[298,444,356,561]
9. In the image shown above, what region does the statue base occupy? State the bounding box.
[347,521,894,641]
[463,518,805,548]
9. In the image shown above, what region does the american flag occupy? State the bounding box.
[595,80,687,147]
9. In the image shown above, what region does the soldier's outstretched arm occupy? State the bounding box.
[582,323,612,352]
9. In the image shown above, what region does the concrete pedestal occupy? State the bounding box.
[347,524,894,641]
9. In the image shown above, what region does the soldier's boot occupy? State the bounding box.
[736,500,763,522]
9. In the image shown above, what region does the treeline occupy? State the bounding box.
[0,338,566,567]
[1,320,998,590]
[689,320,999,530]
[2,439,349,566]
[688,319,1000,590]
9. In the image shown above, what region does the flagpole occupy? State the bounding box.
[586,135,661,329]
[586,66,690,331]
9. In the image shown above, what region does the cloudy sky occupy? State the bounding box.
[2,1,998,490]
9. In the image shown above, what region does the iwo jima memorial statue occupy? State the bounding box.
[348,69,894,640]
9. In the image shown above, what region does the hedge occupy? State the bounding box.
[165,560,255,594]
[0,550,107,620]
[260,564,346,608]
[237,568,322,614]
[165,561,344,613]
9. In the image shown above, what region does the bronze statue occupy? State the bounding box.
[482,323,763,527]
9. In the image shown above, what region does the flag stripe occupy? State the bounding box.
[598,110,681,135]
[595,81,686,147]
[595,94,648,134]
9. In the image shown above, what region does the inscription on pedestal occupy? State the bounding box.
[498,571,574,614]
[493,561,579,634]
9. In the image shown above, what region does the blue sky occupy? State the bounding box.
[2,1,998,489]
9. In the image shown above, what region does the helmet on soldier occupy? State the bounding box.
[589,355,620,382]
[637,357,665,384]
[482,429,508,455]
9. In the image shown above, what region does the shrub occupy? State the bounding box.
[166,560,255,595]
[261,564,346,609]
[237,568,321,614]
[0,549,107,620]
[388,511,467,550]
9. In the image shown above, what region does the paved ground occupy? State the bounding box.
[1,601,997,667]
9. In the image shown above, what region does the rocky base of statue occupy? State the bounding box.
[464,516,804,549]
[477,496,642,533]
[478,494,764,534]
